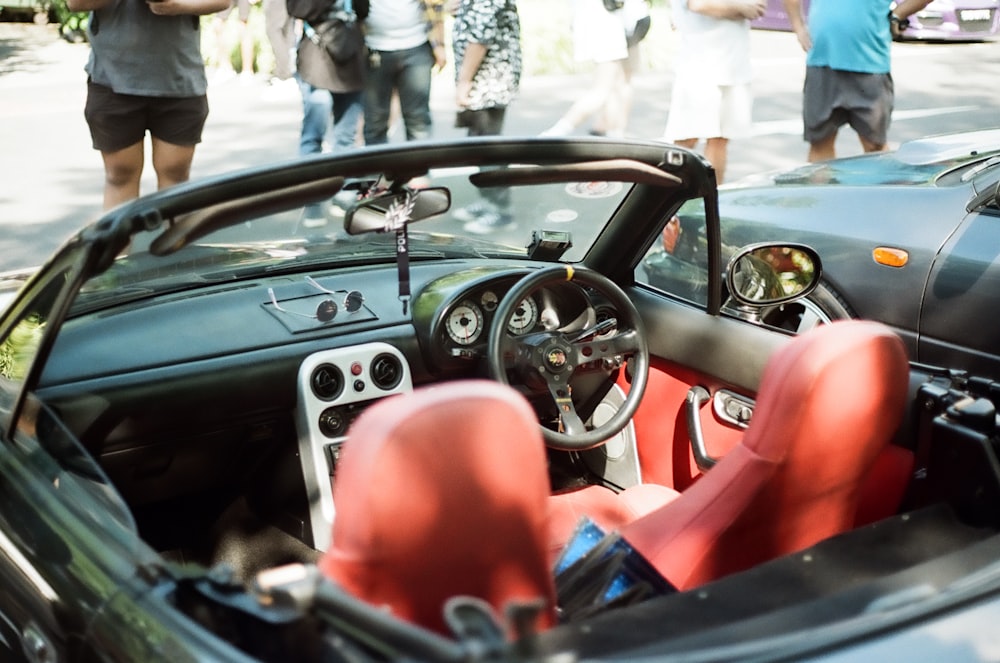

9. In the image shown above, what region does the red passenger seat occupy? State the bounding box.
[619,320,910,590]
[318,380,557,636]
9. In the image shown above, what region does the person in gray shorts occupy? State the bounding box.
[783,0,931,162]
[69,0,230,209]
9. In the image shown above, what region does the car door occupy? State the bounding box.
[609,201,791,493]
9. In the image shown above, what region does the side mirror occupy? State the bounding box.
[726,243,821,307]
[343,187,451,235]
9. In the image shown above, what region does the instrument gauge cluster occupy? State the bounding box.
[438,279,592,357]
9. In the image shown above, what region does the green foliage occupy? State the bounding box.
[49,0,89,42]
[0,314,45,381]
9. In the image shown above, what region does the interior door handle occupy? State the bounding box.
[686,386,718,472]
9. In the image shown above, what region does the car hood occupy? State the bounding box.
[726,153,955,189]
[725,129,1000,190]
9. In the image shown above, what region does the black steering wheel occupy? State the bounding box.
[486,266,649,451]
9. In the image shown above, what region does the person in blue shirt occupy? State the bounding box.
[783,0,932,162]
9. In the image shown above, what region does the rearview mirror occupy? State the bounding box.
[343,187,451,235]
[726,243,821,306]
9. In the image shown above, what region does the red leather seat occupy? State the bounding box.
[618,320,910,590]
[318,380,557,636]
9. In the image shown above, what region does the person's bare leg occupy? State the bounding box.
[101,140,145,209]
[704,137,730,184]
[610,46,637,137]
[239,20,254,75]
[151,137,196,191]
[859,134,888,153]
[808,131,838,162]
[544,60,625,135]
[213,17,234,72]
[601,70,626,137]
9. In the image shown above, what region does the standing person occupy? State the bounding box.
[67,0,230,210]
[293,0,367,224]
[264,0,296,83]
[588,0,650,137]
[450,0,521,233]
[360,0,447,145]
[541,0,630,138]
[783,0,932,163]
[212,0,256,81]
[662,0,766,185]
[293,0,366,155]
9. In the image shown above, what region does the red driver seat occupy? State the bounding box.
[616,320,910,590]
[318,380,557,636]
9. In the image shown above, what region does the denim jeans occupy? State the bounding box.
[297,76,363,156]
[362,42,434,145]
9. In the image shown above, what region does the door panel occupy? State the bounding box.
[631,358,746,491]
[626,286,791,491]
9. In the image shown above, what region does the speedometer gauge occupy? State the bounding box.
[446,301,484,345]
[507,296,539,335]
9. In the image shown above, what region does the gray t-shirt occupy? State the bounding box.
[85,0,207,97]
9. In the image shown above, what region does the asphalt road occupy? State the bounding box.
[1,20,999,270]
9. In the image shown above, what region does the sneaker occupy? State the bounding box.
[463,210,515,235]
[302,203,329,228]
[303,215,328,228]
[452,200,496,223]
[540,120,574,137]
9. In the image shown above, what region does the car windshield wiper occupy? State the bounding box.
[961,155,1000,183]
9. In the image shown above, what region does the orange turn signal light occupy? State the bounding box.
[872,247,909,268]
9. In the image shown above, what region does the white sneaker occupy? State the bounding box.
[452,200,496,223]
[540,120,574,137]
[463,210,515,235]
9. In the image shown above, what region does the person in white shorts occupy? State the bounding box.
[663,0,765,184]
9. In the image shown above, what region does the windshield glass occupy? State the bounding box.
[74,166,632,314]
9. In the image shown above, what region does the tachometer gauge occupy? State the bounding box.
[480,290,499,312]
[507,296,539,335]
[446,301,484,345]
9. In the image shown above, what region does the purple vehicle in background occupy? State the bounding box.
[754,0,1000,41]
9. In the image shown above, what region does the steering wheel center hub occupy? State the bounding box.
[543,342,571,372]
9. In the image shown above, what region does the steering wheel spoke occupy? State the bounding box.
[546,382,587,436]
[570,327,640,365]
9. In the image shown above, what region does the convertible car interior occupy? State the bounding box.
[6,138,1000,661]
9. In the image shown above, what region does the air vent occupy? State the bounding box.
[311,363,345,401]
[370,353,403,391]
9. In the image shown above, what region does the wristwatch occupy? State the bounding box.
[888,11,910,31]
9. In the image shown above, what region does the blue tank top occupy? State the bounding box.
[806,0,892,74]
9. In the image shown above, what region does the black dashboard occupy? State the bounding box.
[33,258,619,542]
